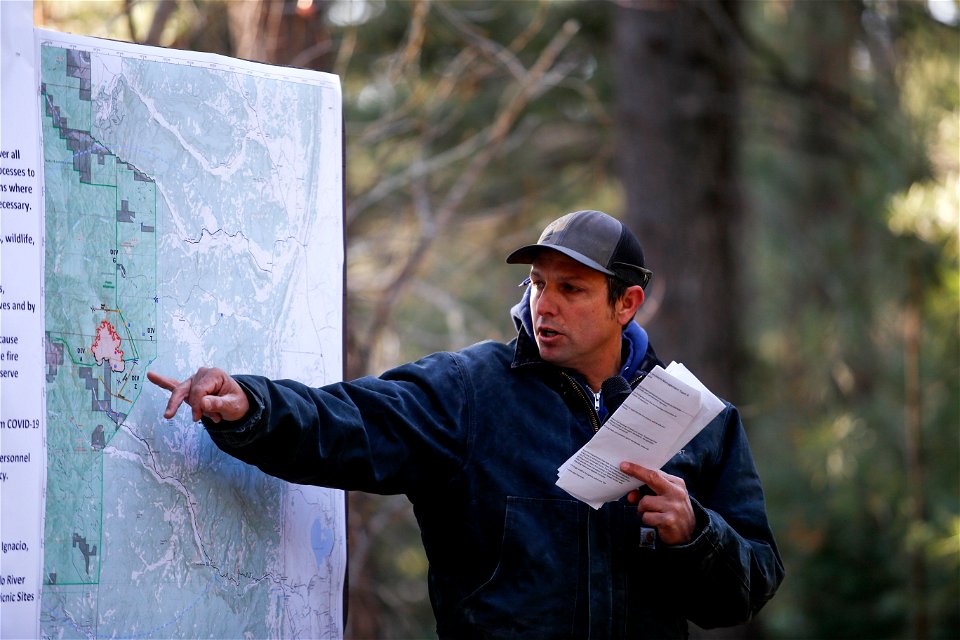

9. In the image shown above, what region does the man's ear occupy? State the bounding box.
[617,285,645,325]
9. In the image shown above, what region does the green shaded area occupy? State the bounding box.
[41,45,157,587]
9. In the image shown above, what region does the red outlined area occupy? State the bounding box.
[90,319,125,373]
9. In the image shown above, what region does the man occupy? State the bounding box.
[149,209,784,638]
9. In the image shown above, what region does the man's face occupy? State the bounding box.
[528,251,624,386]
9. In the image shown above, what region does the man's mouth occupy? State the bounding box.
[538,328,561,338]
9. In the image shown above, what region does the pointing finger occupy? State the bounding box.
[146,370,181,392]
[619,461,656,486]
[619,462,678,495]
[149,367,249,423]
[167,377,196,420]
[147,370,192,419]
[155,371,195,422]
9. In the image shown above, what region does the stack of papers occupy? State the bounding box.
[556,362,724,509]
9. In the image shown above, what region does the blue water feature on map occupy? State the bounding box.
[311,518,335,568]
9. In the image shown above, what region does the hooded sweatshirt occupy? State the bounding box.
[510,284,658,421]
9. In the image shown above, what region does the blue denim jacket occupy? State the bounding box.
[205,325,784,638]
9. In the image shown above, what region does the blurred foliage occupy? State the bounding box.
[739,2,959,639]
[35,1,959,638]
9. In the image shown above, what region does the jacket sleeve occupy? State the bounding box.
[663,404,785,628]
[201,351,473,495]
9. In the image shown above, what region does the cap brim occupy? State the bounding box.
[505,244,615,277]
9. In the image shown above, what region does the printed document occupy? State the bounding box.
[556,362,724,508]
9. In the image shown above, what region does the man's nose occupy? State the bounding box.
[534,286,558,316]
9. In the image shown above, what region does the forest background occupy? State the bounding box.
[34,1,959,639]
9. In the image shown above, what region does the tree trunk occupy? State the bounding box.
[226,0,332,70]
[904,256,929,640]
[614,0,744,400]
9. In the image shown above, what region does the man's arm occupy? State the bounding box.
[147,353,472,495]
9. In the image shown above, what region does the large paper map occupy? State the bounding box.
[37,30,345,638]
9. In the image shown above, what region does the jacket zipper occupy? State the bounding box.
[561,372,601,433]
[565,370,648,637]
[562,371,649,434]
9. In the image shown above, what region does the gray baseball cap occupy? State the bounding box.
[506,210,652,288]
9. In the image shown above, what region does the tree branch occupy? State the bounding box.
[356,19,580,373]
[145,0,178,46]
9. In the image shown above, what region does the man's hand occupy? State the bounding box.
[147,367,250,423]
[620,462,696,546]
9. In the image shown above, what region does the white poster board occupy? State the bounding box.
[0,2,46,638]
[2,5,346,637]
